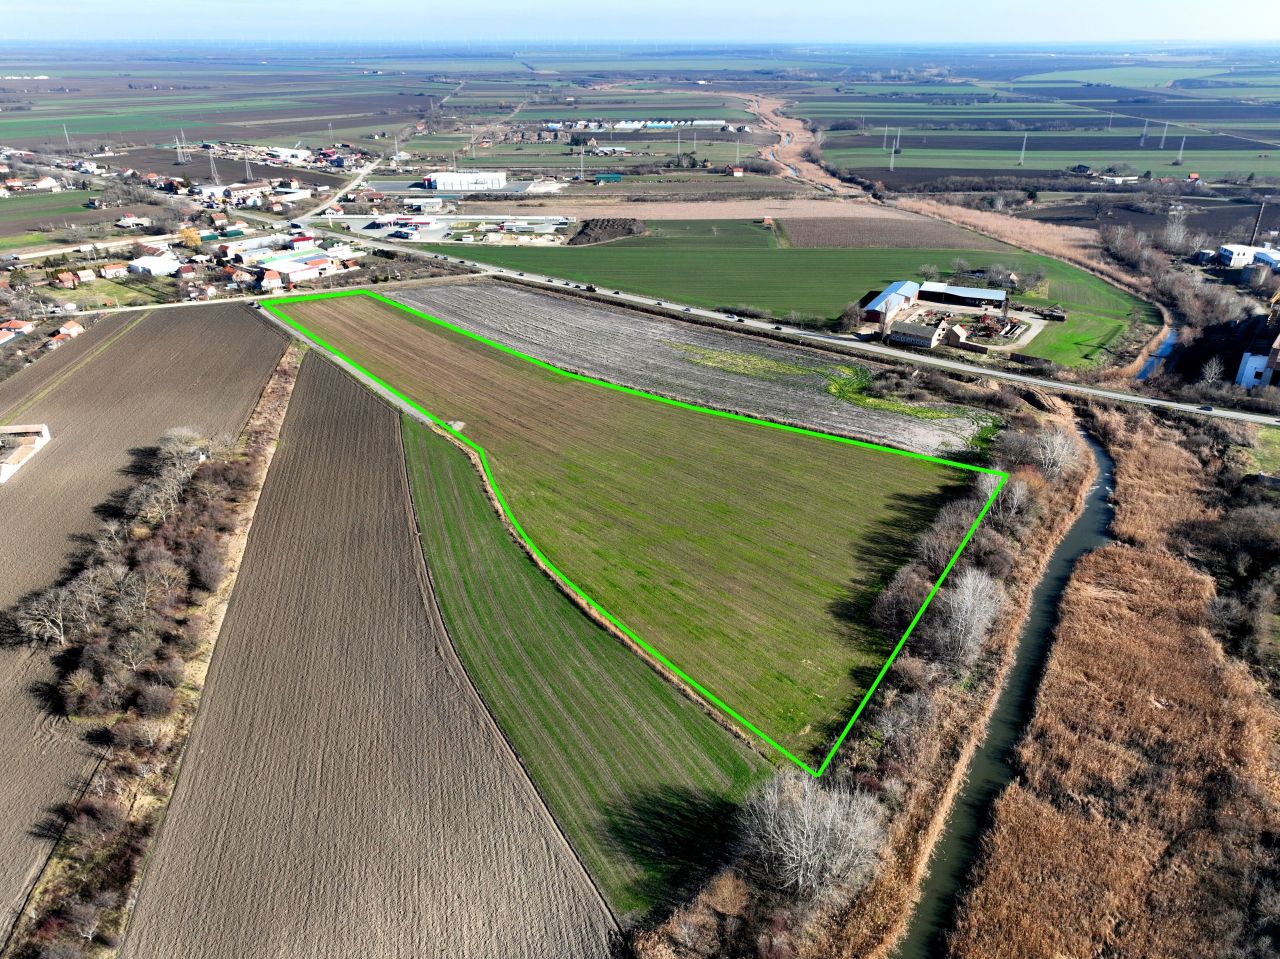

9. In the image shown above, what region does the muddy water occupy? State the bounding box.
[1137,326,1179,380]
[892,435,1115,958]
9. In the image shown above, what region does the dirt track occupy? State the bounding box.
[0,304,285,939]
[120,357,614,959]
[392,282,977,454]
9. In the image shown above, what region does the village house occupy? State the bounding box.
[59,320,84,337]
[0,319,37,335]
[53,271,78,289]
[74,269,95,285]
[99,262,128,279]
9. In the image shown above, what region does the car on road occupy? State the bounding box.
[683,307,692,312]
[773,325,783,331]
[612,290,621,295]
[1199,405,1215,412]
[388,230,418,239]
[724,312,737,319]
[518,272,525,276]
[734,317,744,322]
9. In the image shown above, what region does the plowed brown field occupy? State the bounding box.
[120,357,614,959]
[0,304,285,938]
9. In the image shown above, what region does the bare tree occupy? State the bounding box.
[17,588,74,647]
[740,772,884,901]
[1199,355,1225,386]
[1036,427,1079,482]
[934,567,1006,668]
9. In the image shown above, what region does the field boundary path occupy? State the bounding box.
[259,290,1005,777]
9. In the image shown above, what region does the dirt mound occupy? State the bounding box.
[568,217,645,245]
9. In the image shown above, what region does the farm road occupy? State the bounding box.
[121,357,615,959]
[0,304,284,942]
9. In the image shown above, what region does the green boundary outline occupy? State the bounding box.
[260,289,1007,777]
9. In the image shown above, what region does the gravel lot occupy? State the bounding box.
[391,282,977,454]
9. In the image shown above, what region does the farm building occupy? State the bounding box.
[0,424,50,483]
[888,319,949,349]
[594,173,622,184]
[53,271,77,289]
[74,269,95,285]
[918,281,1007,309]
[866,280,920,327]
[424,171,508,191]
[99,263,128,279]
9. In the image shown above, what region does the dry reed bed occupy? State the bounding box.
[949,411,1280,958]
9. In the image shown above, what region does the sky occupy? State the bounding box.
[5,0,1278,45]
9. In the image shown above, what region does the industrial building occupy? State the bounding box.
[424,171,508,191]
[887,319,949,349]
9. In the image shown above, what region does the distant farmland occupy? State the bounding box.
[269,292,977,763]
[403,419,765,916]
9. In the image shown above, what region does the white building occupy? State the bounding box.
[1218,243,1274,269]
[424,171,509,191]
[128,254,182,277]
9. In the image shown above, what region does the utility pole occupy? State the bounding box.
[1108,112,1114,131]
[62,124,71,148]
[1177,136,1186,164]
[1250,196,1271,246]
[328,121,334,142]
[1140,118,1149,147]
[1018,132,1028,166]
[209,153,221,187]
[736,138,740,164]
[244,156,253,181]
[1159,121,1169,149]
[883,125,889,150]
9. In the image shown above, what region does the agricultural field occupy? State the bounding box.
[392,283,981,453]
[0,189,119,248]
[270,292,977,764]
[425,220,1158,366]
[402,418,765,916]
[0,304,285,939]
[121,357,615,959]
[777,215,1006,250]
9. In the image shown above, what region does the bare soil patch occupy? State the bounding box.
[120,357,614,959]
[569,218,645,245]
[0,303,285,938]
[778,215,1005,251]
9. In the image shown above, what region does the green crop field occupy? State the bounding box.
[425,221,1158,366]
[273,293,977,767]
[0,190,95,220]
[402,419,765,916]
[1249,427,1280,475]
